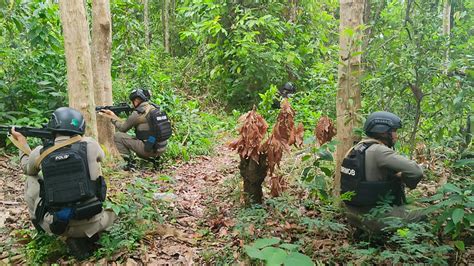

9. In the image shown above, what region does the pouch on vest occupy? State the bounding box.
[340,142,405,207]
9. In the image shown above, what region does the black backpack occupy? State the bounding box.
[35,142,106,234]
[147,105,172,141]
[340,142,405,207]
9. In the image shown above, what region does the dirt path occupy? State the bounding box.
[0,143,241,264]
[132,143,240,264]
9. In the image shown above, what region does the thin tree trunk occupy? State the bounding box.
[163,0,170,53]
[144,0,150,47]
[288,0,298,23]
[59,0,98,138]
[91,0,117,155]
[442,0,451,74]
[408,82,423,157]
[334,0,365,197]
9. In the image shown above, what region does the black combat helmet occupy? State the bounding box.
[129,88,149,102]
[47,107,85,135]
[364,111,402,134]
[282,82,296,94]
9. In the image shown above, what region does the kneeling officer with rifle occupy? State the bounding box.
[98,88,171,170]
[6,107,115,259]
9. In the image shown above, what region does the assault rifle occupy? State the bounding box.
[95,102,133,115]
[0,125,54,154]
[0,125,53,139]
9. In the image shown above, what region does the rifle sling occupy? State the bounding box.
[34,135,82,169]
[8,135,32,155]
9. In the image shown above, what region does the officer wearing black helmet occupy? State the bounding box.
[340,111,424,234]
[10,107,115,259]
[100,88,168,169]
[272,82,296,109]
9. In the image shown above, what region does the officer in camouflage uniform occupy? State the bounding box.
[341,111,424,234]
[101,88,167,168]
[11,107,116,259]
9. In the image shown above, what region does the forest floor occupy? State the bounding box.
[0,141,246,264]
[0,139,473,264]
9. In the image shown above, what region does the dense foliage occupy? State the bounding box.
[0,0,472,264]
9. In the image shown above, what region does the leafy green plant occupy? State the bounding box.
[244,237,313,266]
[24,230,67,264]
[96,177,166,258]
[423,182,474,251]
[300,140,337,201]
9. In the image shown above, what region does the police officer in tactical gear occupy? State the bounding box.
[340,111,424,234]
[100,88,168,169]
[10,107,116,259]
[272,82,297,109]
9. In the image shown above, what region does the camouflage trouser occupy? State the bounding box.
[25,175,116,238]
[344,204,426,234]
[114,132,166,159]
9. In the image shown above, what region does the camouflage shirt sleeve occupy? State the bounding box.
[374,145,423,189]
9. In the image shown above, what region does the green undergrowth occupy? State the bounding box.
[196,144,472,264]
[13,175,173,264]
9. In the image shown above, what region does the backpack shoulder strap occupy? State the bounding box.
[34,135,82,169]
[343,139,383,158]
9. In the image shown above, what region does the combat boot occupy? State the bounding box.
[123,155,137,171]
[66,237,97,260]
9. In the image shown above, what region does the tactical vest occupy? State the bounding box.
[35,141,106,235]
[340,142,405,207]
[135,103,172,150]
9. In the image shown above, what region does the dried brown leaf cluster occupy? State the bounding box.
[229,107,268,163]
[315,116,336,146]
[261,99,304,196]
[261,100,304,174]
[269,174,288,197]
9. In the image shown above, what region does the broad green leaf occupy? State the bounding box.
[244,245,265,260]
[452,208,464,224]
[454,240,465,251]
[318,150,333,161]
[252,237,281,249]
[453,158,474,168]
[283,252,314,266]
[279,243,299,251]
[260,247,287,266]
[442,183,462,194]
[320,167,332,177]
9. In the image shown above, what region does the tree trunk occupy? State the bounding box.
[144,0,150,47]
[334,0,365,197]
[239,155,268,205]
[163,0,170,53]
[59,0,98,138]
[91,0,117,155]
[288,0,299,23]
[442,0,451,74]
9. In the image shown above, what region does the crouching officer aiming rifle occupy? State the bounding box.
[9,107,116,259]
[340,111,425,235]
[97,88,172,170]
